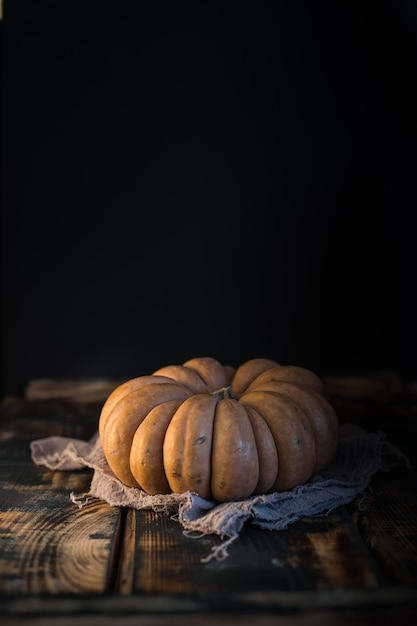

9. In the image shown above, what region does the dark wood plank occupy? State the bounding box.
[0,394,102,440]
[2,605,417,626]
[0,397,122,595]
[116,505,383,596]
[331,385,417,587]
[349,470,417,585]
[24,379,121,404]
[2,584,417,618]
[0,459,122,595]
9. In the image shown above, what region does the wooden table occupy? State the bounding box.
[1,373,417,625]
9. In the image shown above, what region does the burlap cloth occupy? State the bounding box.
[30,423,409,561]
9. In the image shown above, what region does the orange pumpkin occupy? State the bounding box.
[99,357,339,502]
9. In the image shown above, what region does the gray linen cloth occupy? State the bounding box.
[30,423,409,561]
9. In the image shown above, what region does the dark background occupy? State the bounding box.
[1,0,416,396]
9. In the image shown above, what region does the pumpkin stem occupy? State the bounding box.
[212,386,235,401]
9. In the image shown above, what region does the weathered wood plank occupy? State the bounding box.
[0,397,121,595]
[117,505,383,596]
[349,469,417,585]
[0,395,101,444]
[24,379,121,404]
[329,386,417,586]
[2,605,417,626]
[0,455,122,595]
[2,584,417,617]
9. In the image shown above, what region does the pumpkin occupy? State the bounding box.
[99,356,339,502]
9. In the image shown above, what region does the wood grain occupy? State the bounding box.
[349,471,417,585]
[25,379,121,404]
[118,506,382,595]
[0,460,122,594]
[0,396,120,595]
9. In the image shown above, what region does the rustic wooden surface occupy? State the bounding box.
[0,372,417,625]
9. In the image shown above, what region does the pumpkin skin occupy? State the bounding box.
[99,356,339,502]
